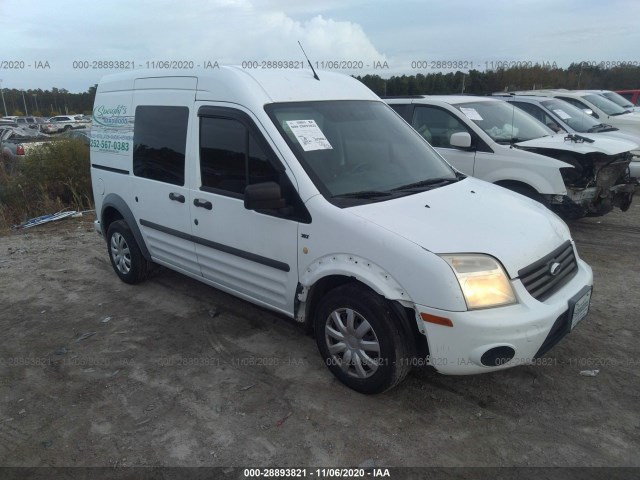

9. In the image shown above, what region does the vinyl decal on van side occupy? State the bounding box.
[91,104,135,155]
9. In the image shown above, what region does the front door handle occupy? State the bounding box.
[169,192,185,203]
[193,198,213,210]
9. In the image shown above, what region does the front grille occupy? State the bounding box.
[518,240,578,301]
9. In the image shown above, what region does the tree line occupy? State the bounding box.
[2,63,640,117]
[356,63,640,96]
[1,85,97,117]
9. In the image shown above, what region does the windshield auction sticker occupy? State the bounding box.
[553,109,572,120]
[459,107,483,121]
[285,119,333,151]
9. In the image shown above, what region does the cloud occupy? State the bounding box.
[0,0,385,90]
[2,0,639,90]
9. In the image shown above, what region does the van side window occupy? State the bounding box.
[556,97,590,113]
[199,117,280,196]
[133,106,189,186]
[412,106,470,148]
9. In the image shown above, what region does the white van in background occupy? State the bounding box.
[386,95,637,218]
[91,68,593,393]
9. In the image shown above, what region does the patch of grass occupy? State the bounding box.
[0,139,93,231]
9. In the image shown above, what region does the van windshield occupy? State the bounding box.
[600,91,635,110]
[266,101,458,204]
[540,99,603,133]
[455,100,553,144]
[582,94,628,116]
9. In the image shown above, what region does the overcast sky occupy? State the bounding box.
[1,0,639,92]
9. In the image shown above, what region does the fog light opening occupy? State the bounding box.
[480,346,515,367]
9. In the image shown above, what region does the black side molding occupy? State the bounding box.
[139,219,290,272]
[92,164,130,175]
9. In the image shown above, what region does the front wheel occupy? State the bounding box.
[106,220,152,284]
[314,284,411,394]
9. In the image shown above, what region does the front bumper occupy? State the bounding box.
[414,254,593,375]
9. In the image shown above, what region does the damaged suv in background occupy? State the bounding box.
[386,96,638,219]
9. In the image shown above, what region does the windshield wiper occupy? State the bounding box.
[564,133,595,143]
[495,137,528,145]
[587,123,617,133]
[390,176,459,192]
[333,190,392,199]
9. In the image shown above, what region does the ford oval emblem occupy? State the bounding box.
[550,262,562,276]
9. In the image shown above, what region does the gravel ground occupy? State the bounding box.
[0,204,638,469]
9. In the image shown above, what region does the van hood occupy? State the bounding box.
[606,113,640,127]
[348,177,571,278]
[515,133,636,155]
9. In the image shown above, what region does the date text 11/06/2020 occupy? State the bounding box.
[243,468,391,478]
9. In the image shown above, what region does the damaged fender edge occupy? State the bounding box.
[294,253,421,331]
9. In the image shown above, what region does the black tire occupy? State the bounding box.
[314,283,411,394]
[106,220,152,284]
[63,125,71,131]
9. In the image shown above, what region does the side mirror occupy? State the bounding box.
[450,131,472,149]
[244,181,286,211]
[583,108,598,118]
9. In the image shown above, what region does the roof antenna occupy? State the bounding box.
[298,41,320,81]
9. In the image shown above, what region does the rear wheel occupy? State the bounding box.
[314,283,411,394]
[106,220,152,284]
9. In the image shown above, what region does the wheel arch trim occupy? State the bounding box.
[101,193,151,261]
[296,254,413,326]
[300,254,409,301]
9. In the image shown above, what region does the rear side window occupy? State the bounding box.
[133,106,189,186]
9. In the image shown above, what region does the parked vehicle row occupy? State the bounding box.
[588,90,640,113]
[615,89,640,106]
[40,115,89,134]
[0,126,51,161]
[386,95,638,218]
[495,94,640,179]
[0,125,90,162]
[90,68,594,394]
[509,89,640,134]
[1,114,90,134]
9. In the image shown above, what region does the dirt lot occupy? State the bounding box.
[0,205,639,469]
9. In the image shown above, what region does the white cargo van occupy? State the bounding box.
[91,68,593,393]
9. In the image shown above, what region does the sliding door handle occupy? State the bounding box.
[169,192,185,203]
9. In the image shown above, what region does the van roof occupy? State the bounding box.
[96,66,378,105]
[386,95,502,105]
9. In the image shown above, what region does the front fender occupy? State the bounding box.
[487,166,567,195]
[299,253,409,302]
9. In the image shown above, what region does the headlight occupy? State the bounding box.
[631,150,640,161]
[440,254,516,310]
